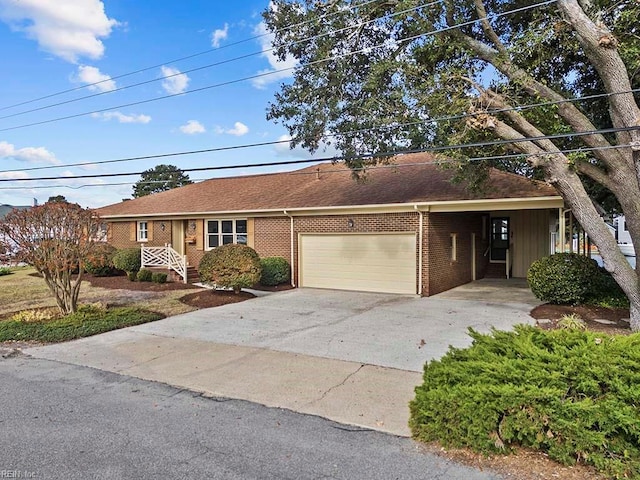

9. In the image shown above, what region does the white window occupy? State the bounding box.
[138,221,148,242]
[206,219,247,249]
[451,233,457,261]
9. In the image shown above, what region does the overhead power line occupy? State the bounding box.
[0,142,631,192]
[0,85,637,176]
[1,124,636,184]
[0,1,442,121]
[0,0,556,133]
[0,0,381,112]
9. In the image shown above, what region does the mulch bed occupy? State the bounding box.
[530,303,632,335]
[180,290,255,309]
[84,274,201,292]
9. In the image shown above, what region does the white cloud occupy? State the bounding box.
[75,65,115,92]
[160,66,189,95]
[0,171,30,180]
[91,111,151,123]
[252,20,298,89]
[0,140,60,164]
[179,120,206,135]
[211,23,228,48]
[273,134,339,159]
[0,0,119,63]
[215,122,249,137]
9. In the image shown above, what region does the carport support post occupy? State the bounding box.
[284,210,296,287]
[558,208,566,253]
[414,205,424,295]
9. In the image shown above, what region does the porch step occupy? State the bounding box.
[144,266,199,284]
[484,262,508,279]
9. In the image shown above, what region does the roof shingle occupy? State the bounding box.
[96,153,559,217]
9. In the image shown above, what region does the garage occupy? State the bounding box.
[298,233,417,294]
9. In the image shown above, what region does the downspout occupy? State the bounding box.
[284,210,296,287]
[414,205,423,295]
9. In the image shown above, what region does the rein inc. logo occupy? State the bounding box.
[0,471,37,478]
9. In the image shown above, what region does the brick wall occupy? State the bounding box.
[253,217,291,261]
[426,212,488,295]
[108,220,172,249]
[108,212,489,295]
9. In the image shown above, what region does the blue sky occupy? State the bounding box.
[0,0,328,208]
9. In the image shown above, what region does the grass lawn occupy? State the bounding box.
[0,267,199,319]
[0,305,163,343]
[0,267,202,344]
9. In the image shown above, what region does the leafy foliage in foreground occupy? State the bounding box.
[409,326,640,479]
[0,306,163,343]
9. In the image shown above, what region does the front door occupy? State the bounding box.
[171,220,185,256]
[490,217,509,261]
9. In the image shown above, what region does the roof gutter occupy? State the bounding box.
[283,210,296,287]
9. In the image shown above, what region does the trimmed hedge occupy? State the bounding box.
[260,256,290,286]
[112,247,141,275]
[152,272,167,284]
[199,244,261,293]
[136,268,153,282]
[528,253,601,305]
[409,326,640,479]
[84,242,118,276]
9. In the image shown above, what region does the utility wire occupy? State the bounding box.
[0,84,637,176]
[0,0,381,112]
[0,1,442,121]
[1,124,636,184]
[0,143,631,192]
[0,0,556,133]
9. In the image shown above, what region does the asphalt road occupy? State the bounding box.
[0,356,501,480]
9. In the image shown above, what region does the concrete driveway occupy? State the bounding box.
[25,279,539,437]
[128,281,537,372]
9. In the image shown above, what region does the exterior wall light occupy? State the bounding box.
[347,218,355,228]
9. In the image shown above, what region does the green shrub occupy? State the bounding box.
[127,272,137,281]
[588,267,629,308]
[527,253,600,305]
[84,242,118,276]
[557,313,586,330]
[136,268,153,282]
[151,272,167,284]
[260,257,290,286]
[199,244,262,294]
[112,247,141,275]
[0,267,12,276]
[409,326,640,479]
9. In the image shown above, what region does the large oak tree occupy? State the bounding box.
[263,0,640,330]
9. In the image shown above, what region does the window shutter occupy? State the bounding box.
[195,220,204,250]
[246,218,254,248]
[107,224,113,242]
[148,221,154,241]
[130,222,136,241]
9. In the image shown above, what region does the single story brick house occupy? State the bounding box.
[96,153,564,295]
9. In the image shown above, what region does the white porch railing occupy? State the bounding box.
[141,243,187,283]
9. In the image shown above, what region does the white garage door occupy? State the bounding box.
[299,233,417,294]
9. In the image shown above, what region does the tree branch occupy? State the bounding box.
[449,30,629,168]
[472,0,507,55]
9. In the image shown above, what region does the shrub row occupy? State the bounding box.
[409,326,640,479]
[527,253,628,306]
[95,243,291,290]
[198,245,291,292]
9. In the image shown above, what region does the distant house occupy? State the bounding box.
[97,153,564,295]
[0,203,32,221]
